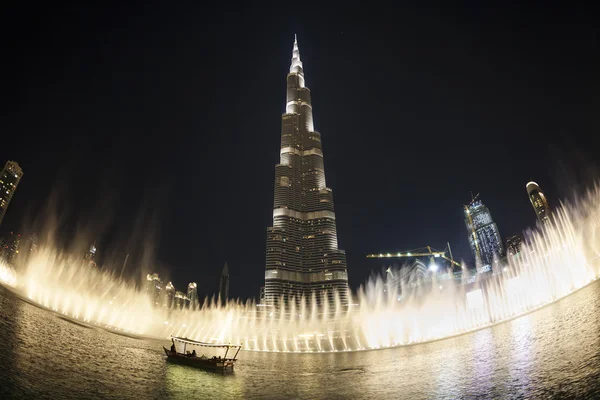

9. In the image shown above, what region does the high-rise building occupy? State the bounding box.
[174,291,188,309]
[464,199,504,271]
[145,273,163,307]
[505,234,523,258]
[219,262,229,306]
[187,282,198,309]
[0,161,24,228]
[163,282,175,308]
[0,231,21,264]
[526,181,551,226]
[264,36,349,307]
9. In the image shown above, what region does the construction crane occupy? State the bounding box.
[366,243,462,270]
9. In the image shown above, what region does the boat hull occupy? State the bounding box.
[163,348,235,372]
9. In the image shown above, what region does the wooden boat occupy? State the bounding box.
[163,336,242,372]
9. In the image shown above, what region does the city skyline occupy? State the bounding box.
[1,3,597,300]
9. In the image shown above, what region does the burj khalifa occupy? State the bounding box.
[264,36,349,307]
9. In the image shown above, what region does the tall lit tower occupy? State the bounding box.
[526,181,551,226]
[0,161,24,228]
[145,273,162,307]
[464,197,504,271]
[187,282,198,309]
[505,234,523,258]
[219,262,229,306]
[264,36,349,307]
[163,282,175,308]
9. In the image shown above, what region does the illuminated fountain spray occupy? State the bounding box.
[1,186,599,352]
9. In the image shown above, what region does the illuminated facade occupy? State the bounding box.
[526,181,551,226]
[145,273,163,307]
[264,36,349,307]
[0,231,21,264]
[163,282,175,308]
[0,161,23,228]
[187,282,198,309]
[464,199,504,270]
[219,262,229,305]
[506,234,523,258]
[174,291,188,309]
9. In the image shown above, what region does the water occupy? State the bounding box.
[1,184,600,397]
[1,281,600,399]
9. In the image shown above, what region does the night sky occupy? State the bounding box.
[1,2,598,300]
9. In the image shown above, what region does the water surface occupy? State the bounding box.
[1,283,599,399]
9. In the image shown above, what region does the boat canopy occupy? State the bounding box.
[171,336,242,349]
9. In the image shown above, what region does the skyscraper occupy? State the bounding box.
[264,36,349,307]
[163,282,175,308]
[174,291,188,309]
[187,282,198,309]
[0,231,21,264]
[505,234,523,258]
[145,273,163,307]
[219,262,229,306]
[526,181,551,226]
[464,198,504,271]
[0,161,24,228]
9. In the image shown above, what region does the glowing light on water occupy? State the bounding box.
[1,186,600,352]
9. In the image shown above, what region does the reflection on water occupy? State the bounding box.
[507,316,534,390]
[1,282,600,399]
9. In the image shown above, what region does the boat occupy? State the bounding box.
[163,336,242,372]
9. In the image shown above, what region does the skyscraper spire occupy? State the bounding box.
[290,34,303,75]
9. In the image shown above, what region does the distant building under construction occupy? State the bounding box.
[464,197,504,271]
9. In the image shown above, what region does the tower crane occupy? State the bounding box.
[366,243,463,271]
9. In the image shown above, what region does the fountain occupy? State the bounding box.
[1,185,599,352]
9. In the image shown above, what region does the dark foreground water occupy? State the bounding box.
[1,283,600,399]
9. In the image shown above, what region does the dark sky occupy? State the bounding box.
[1,2,598,300]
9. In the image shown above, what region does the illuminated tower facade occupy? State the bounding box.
[145,273,163,307]
[187,282,198,309]
[163,282,175,308]
[0,161,24,228]
[264,36,349,307]
[174,291,188,309]
[505,234,523,258]
[464,199,504,271]
[0,231,21,264]
[526,181,551,226]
